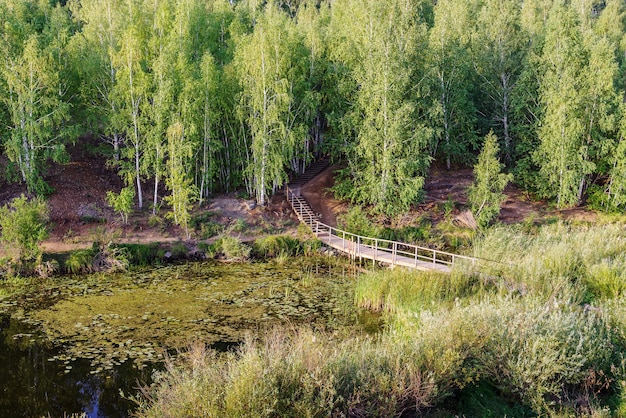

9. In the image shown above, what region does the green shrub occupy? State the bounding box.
[135,329,439,418]
[219,236,251,261]
[148,214,166,232]
[190,212,223,239]
[197,241,220,259]
[106,187,134,224]
[200,222,223,239]
[338,206,382,238]
[228,218,248,233]
[484,303,614,411]
[0,194,49,264]
[170,241,188,259]
[112,243,162,267]
[253,235,302,258]
[65,249,94,274]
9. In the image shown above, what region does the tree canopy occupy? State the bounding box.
[0,0,625,217]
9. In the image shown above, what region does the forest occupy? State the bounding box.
[0,0,625,225]
[6,1,626,416]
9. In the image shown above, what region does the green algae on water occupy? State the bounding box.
[9,257,356,371]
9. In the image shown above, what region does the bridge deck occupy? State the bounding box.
[318,232,451,273]
[285,185,476,273]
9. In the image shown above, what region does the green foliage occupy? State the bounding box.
[427,0,479,170]
[534,3,620,208]
[330,0,431,216]
[0,195,49,264]
[164,122,197,239]
[112,243,163,267]
[474,222,626,299]
[468,131,513,229]
[106,187,135,224]
[218,236,251,261]
[147,214,166,232]
[170,241,188,259]
[337,206,382,238]
[65,249,94,274]
[190,212,224,239]
[253,235,303,258]
[234,4,314,206]
[1,9,75,195]
[227,218,248,234]
[354,268,483,313]
[135,329,440,418]
[0,0,625,215]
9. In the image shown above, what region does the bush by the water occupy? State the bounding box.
[135,329,440,418]
[0,195,49,270]
[253,235,303,258]
[213,236,251,261]
[64,249,94,274]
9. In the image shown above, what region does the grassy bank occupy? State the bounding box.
[135,222,626,416]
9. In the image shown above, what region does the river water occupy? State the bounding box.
[0,257,359,417]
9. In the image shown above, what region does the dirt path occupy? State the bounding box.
[300,165,345,227]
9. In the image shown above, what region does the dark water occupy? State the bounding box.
[0,258,358,417]
[0,315,154,418]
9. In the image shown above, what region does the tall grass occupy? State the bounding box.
[473,222,626,300]
[253,235,303,258]
[64,249,94,273]
[354,268,485,313]
[389,294,620,413]
[135,329,440,418]
[137,294,623,417]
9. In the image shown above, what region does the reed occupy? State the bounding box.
[354,268,484,313]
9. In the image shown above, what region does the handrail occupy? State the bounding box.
[284,185,478,270]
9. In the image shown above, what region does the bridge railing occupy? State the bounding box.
[285,185,478,270]
[312,221,476,268]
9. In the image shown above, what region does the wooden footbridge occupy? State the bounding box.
[285,184,478,273]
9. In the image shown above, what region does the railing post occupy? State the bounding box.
[415,246,418,267]
[357,236,361,260]
[374,239,378,261]
[393,242,397,263]
[433,250,436,265]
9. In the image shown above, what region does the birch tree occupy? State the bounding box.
[69,0,127,160]
[112,0,150,210]
[330,0,432,215]
[535,3,620,207]
[234,5,309,206]
[427,0,478,169]
[164,121,196,239]
[2,36,71,194]
[474,0,528,164]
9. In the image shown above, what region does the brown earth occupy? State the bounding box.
[301,163,597,228]
[0,141,297,256]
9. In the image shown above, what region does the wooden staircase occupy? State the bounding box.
[289,158,330,188]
